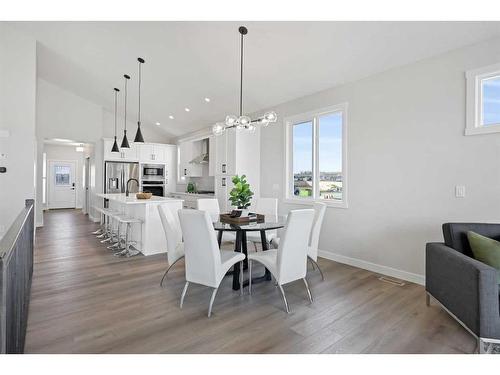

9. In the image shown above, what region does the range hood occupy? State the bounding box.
[189,138,209,164]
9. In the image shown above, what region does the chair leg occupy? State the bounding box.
[278,284,290,313]
[309,257,325,281]
[208,287,219,318]
[249,260,252,295]
[253,241,258,252]
[239,261,244,296]
[160,256,184,286]
[180,281,189,308]
[303,278,313,303]
[425,292,430,306]
[308,257,316,270]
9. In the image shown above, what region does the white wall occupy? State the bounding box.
[0,24,37,236]
[259,36,500,283]
[43,144,85,209]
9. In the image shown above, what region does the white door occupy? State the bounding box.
[48,160,77,209]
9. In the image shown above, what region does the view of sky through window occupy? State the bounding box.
[482,75,500,126]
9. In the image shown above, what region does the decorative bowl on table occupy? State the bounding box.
[136,192,153,199]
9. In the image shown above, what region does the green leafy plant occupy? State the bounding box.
[229,174,254,209]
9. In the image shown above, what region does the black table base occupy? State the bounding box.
[218,229,272,290]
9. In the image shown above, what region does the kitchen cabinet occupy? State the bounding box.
[177,139,202,181]
[138,143,168,163]
[208,136,215,176]
[103,139,139,161]
[213,128,260,212]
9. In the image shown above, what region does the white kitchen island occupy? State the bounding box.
[97,193,183,256]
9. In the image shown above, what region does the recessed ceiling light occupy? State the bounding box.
[204,97,211,103]
[185,107,190,112]
[169,115,174,120]
[155,122,161,126]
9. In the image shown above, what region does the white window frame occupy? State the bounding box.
[284,103,348,208]
[465,62,500,136]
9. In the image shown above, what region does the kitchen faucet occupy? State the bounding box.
[126,178,139,197]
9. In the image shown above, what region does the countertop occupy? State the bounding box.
[170,191,215,198]
[97,193,184,205]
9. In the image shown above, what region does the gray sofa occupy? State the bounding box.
[426,223,500,353]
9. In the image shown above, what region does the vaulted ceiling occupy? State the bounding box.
[9,21,500,137]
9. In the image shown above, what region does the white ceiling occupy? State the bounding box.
[8,21,500,137]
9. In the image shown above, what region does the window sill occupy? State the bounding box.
[282,198,348,209]
[465,125,500,136]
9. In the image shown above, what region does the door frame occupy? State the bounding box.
[47,159,78,209]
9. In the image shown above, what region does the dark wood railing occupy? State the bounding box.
[0,199,34,354]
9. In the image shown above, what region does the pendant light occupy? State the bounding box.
[111,87,120,153]
[120,74,131,148]
[212,26,277,136]
[134,57,145,143]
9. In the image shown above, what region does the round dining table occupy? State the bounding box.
[213,217,286,290]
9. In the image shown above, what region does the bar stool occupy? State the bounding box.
[107,211,128,251]
[113,216,143,257]
[92,206,105,235]
[98,208,120,243]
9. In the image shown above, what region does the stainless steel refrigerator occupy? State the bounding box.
[104,161,140,194]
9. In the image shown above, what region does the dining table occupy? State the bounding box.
[213,217,286,290]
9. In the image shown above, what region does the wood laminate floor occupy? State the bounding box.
[24,209,476,353]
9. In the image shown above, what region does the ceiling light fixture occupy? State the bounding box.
[111,87,120,152]
[134,57,145,143]
[204,97,211,103]
[120,74,131,148]
[169,115,174,120]
[185,107,190,112]
[212,26,277,136]
[155,122,161,126]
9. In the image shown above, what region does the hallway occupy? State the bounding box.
[24,209,476,353]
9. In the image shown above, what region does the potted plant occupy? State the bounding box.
[229,174,254,216]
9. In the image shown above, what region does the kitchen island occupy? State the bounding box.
[97,193,183,256]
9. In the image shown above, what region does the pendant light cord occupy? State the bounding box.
[114,90,118,135]
[138,61,142,123]
[239,31,244,117]
[124,77,128,130]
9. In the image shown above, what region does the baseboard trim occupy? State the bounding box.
[318,249,425,286]
[89,214,100,223]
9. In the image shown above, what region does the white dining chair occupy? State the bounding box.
[271,202,327,280]
[196,198,236,243]
[196,198,220,222]
[246,198,278,251]
[178,209,246,317]
[248,208,315,313]
[157,203,185,286]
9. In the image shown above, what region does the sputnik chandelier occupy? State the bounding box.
[212,26,277,136]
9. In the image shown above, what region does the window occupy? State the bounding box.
[285,103,347,208]
[466,63,500,135]
[55,165,71,185]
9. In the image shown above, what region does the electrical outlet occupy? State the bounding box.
[455,185,466,198]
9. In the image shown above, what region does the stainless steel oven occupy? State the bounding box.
[141,180,165,197]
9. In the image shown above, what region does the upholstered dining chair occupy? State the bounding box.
[271,202,327,280]
[178,209,245,317]
[196,198,236,243]
[157,203,185,286]
[246,198,278,251]
[248,208,315,313]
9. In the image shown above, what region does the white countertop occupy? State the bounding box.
[97,193,184,205]
[170,191,215,198]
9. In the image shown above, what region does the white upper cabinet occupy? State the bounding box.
[138,143,167,162]
[208,136,215,176]
[103,139,139,161]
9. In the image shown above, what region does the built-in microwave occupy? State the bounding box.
[142,164,164,179]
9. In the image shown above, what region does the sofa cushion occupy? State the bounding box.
[467,231,500,283]
[443,223,500,257]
